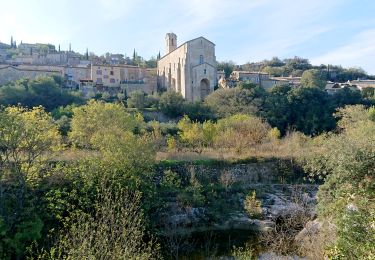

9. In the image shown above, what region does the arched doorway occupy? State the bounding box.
[200,78,210,100]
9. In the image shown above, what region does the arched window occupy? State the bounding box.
[199,55,204,64]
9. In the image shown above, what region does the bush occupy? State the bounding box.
[38,188,160,259]
[69,100,142,147]
[127,91,159,109]
[244,191,262,218]
[182,101,215,122]
[167,136,177,152]
[231,243,254,260]
[159,91,184,117]
[214,114,271,153]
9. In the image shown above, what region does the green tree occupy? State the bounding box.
[362,87,375,100]
[284,56,312,71]
[128,91,148,109]
[287,87,335,135]
[300,69,326,89]
[0,76,83,111]
[262,66,287,77]
[159,91,185,117]
[0,106,61,259]
[69,100,141,147]
[265,57,285,67]
[205,85,266,118]
[331,86,362,108]
[262,84,292,135]
[182,101,215,122]
[217,61,236,78]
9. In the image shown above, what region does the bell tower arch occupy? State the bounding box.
[165,33,177,54]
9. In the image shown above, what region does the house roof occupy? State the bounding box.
[232,70,268,75]
[92,64,141,69]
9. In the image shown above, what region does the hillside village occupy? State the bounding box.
[1,34,375,100]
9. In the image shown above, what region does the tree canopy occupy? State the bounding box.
[69,100,142,147]
[0,76,83,111]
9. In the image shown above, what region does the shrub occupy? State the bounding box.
[268,127,281,141]
[167,136,177,152]
[231,243,254,260]
[159,91,184,117]
[127,91,148,108]
[69,100,142,147]
[38,188,160,259]
[214,114,271,153]
[244,191,262,218]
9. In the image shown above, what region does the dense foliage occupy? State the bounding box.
[239,56,373,81]
[206,83,370,135]
[302,105,375,258]
[0,76,83,111]
[0,102,159,259]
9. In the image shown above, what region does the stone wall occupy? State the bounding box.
[0,65,62,85]
[155,160,306,186]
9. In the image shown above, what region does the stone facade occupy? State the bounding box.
[231,71,269,84]
[91,64,157,95]
[65,66,91,87]
[157,33,217,102]
[220,70,301,90]
[0,64,63,85]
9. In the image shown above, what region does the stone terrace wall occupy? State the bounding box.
[155,160,306,186]
[0,65,62,85]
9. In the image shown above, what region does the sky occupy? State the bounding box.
[1,0,375,74]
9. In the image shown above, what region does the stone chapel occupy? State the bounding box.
[157,33,217,101]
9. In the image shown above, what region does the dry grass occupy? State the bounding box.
[157,133,312,162]
[53,131,311,163]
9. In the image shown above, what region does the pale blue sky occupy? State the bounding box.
[1,0,375,74]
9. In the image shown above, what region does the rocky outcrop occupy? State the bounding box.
[295,219,336,243]
[161,184,317,235]
[157,161,318,237]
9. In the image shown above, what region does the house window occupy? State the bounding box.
[96,78,102,84]
[110,71,114,75]
[110,78,115,83]
[199,55,204,64]
[204,69,207,74]
[103,75,109,79]
[96,70,102,75]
